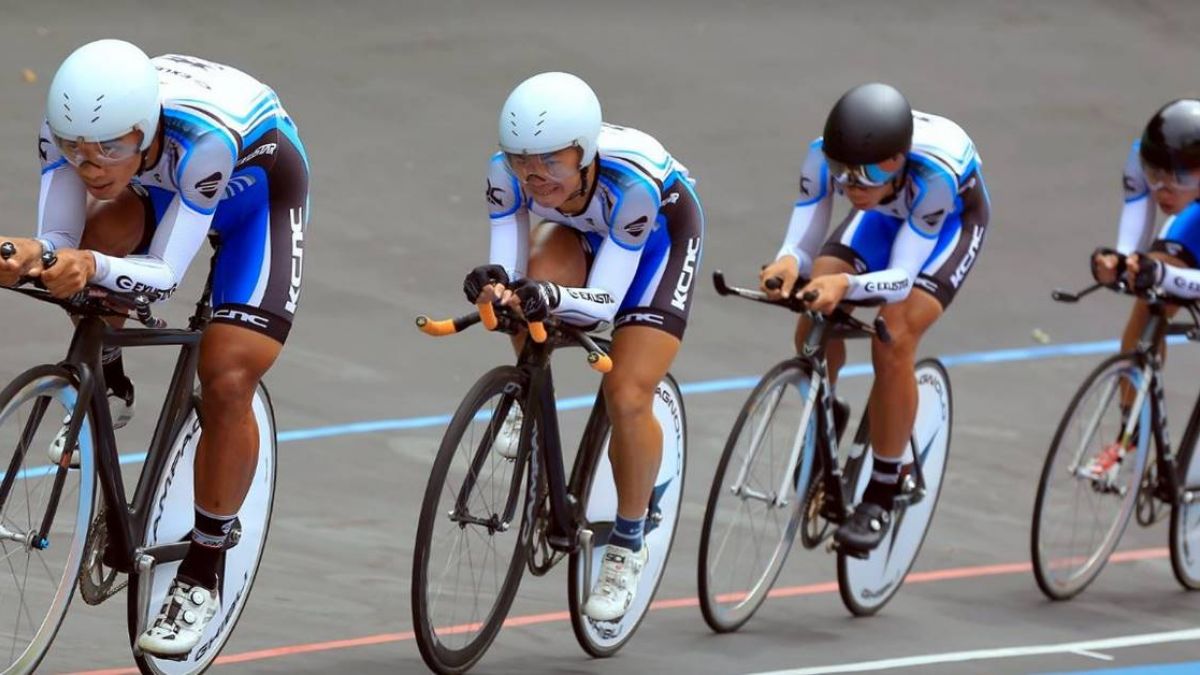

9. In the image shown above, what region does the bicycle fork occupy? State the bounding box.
[729,368,820,509]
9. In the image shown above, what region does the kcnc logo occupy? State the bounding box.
[285,207,305,314]
[671,237,701,312]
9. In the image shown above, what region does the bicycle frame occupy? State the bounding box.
[0,242,221,575]
[76,317,205,574]
[713,270,927,529]
[516,336,611,554]
[1053,283,1200,505]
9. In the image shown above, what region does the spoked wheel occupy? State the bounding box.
[1032,354,1149,600]
[0,365,96,674]
[568,375,686,656]
[127,384,278,674]
[838,358,953,616]
[1170,423,1200,590]
[698,360,816,633]
[412,366,531,675]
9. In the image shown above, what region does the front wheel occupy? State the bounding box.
[837,358,953,617]
[697,360,815,633]
[412,366,531,675]
[126,384,278,674]
[0,365,97,675]
[1031,354,1149,601]
[568,374,687,656]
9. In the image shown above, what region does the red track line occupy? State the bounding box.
[64,547,1169,674]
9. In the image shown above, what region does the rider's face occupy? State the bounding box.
[844,182,895,211]
[65,130,145,201]
[1151,183,1200,215]
[838,154,904,210]
[505,147,585,209]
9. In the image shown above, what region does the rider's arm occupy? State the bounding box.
[1158,263,1200,299]
[843,173,951,304]
[544,175,661,326]
[775,139,834,276]
[89,133,233,300]
[35,121,87,252]
[1117,141,1156,255]
[486,154,530,280]
[549,237,640,326]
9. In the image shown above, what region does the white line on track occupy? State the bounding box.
[745,627,1200,674]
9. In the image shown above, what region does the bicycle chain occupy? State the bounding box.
[79,505,127,605]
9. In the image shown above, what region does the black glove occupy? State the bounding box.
[511,278,560,322]
[1133,257,1165,294]
[1090,247,1126,288]
[463,264,509,304]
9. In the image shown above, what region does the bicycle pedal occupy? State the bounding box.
[827,538,870,559]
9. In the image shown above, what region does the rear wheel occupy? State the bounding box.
[127,384,278,674]
[568,374,687,656]
[838,358,952,616]
[0,365,97,674]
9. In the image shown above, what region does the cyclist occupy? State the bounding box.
[463,72,703,621]
[0,39,309,658]
[759,83,990,554]
[1090,99,1200,479]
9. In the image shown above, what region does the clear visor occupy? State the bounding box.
[53,132,142,167]
[1141,158,1200,192]
[826,157,901,188]
[502,147,581,183]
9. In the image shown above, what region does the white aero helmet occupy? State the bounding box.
[46,39,161,151]
[498,72,602,168]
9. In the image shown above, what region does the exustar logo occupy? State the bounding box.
[565,289,613,304]
[1173,275,1200,294]
[115,276,176,300]
[285,207,304,314]
[864,279,909,293]
[671,237,701,311]
[800,176,813,197]
[38,137,50,162]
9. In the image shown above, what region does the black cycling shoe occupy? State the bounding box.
[834,501,892,558]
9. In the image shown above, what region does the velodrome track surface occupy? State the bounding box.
[2,1,1200,672]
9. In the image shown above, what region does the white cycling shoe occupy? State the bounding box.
[48,387,135,467]
[582,543,648,622]
[136,576,220,659]
[493,407,523,460]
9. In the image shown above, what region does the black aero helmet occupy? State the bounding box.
[1140,99,1200,172]
[822,83,913,166]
